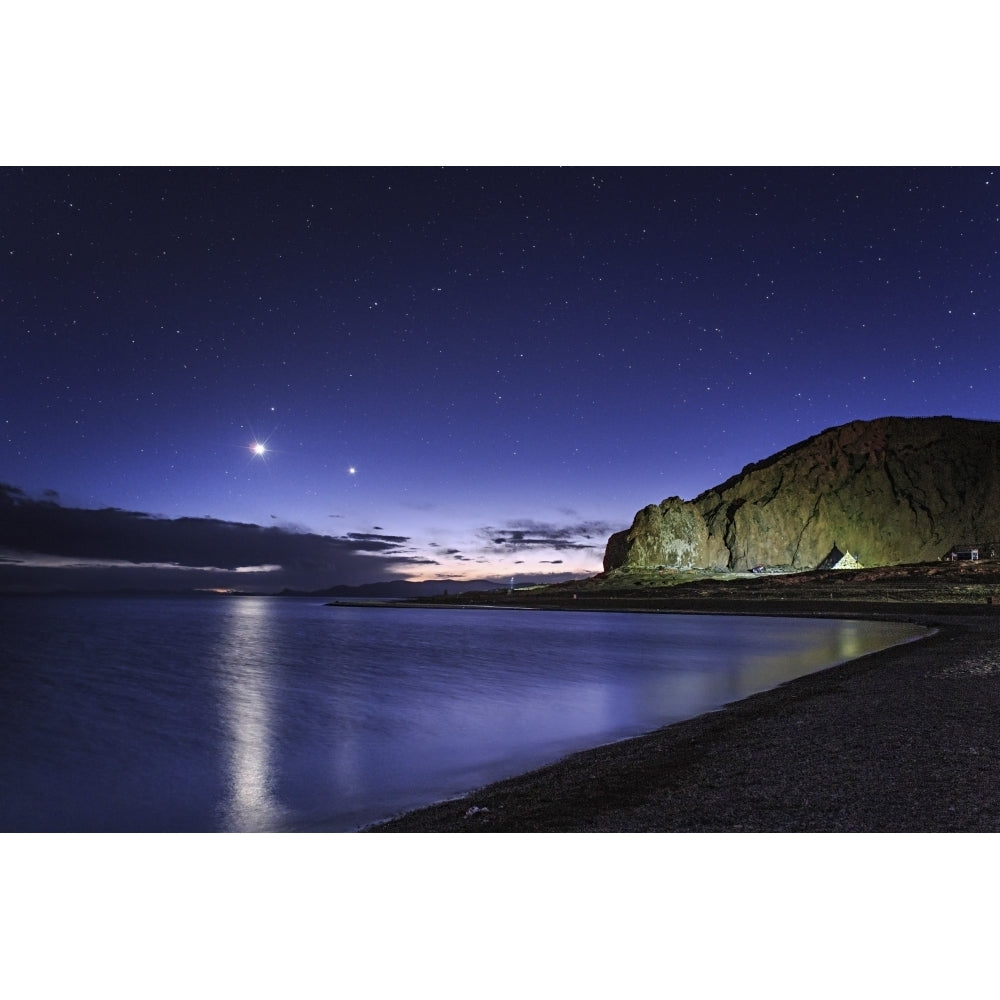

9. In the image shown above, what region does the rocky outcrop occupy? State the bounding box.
[608,497,710,570]
[604,416,1000,572]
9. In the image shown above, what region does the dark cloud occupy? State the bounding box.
[481,518,617,553]
[345,532,410,549]
[0,484,418,592]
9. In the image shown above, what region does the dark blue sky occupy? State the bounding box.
[3,166,999,590]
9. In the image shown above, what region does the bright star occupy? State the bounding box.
[348,467,356,475]
[252,442,267,457]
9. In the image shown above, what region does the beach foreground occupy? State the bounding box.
[367,579,1000,831]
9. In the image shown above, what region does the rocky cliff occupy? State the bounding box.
[604,416,1000,573]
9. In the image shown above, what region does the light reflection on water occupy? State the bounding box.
[214,599,286,832]
[0,597,926,832]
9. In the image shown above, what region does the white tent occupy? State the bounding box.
[819,546,862,570]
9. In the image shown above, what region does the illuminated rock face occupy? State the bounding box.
[604,416,1000,572]
[606,496,710,571]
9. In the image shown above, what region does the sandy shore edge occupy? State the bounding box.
[365,601,1000,832]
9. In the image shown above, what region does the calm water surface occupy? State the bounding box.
[0,596,925,831]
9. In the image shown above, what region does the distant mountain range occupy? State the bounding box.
[605,416,1000,573]
[275,578,519,598]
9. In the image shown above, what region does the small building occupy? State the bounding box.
[949,545,979,561]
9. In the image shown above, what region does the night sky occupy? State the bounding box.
[3,166,999,591]
[4,9,996,972]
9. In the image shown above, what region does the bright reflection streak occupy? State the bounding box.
[215,598,286,831]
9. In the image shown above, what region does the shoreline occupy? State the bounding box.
[366,599,1000,832]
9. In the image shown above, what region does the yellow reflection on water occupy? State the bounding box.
[738,619,911,694]
[215,598,287,832]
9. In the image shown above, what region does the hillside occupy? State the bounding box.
[604,416,1000,573]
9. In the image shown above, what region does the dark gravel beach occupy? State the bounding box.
[367,586,1000,832]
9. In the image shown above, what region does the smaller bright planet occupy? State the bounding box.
[348,467,356,475]
[252,443,267,456]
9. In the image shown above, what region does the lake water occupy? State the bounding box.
[0,596,925,832]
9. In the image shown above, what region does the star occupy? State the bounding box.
[252,442,267,457]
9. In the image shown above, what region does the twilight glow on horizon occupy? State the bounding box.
[3,167,1000,592]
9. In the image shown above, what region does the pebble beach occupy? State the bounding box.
[367,589,1000,832]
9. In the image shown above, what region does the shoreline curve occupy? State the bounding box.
[366,599,999,832]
